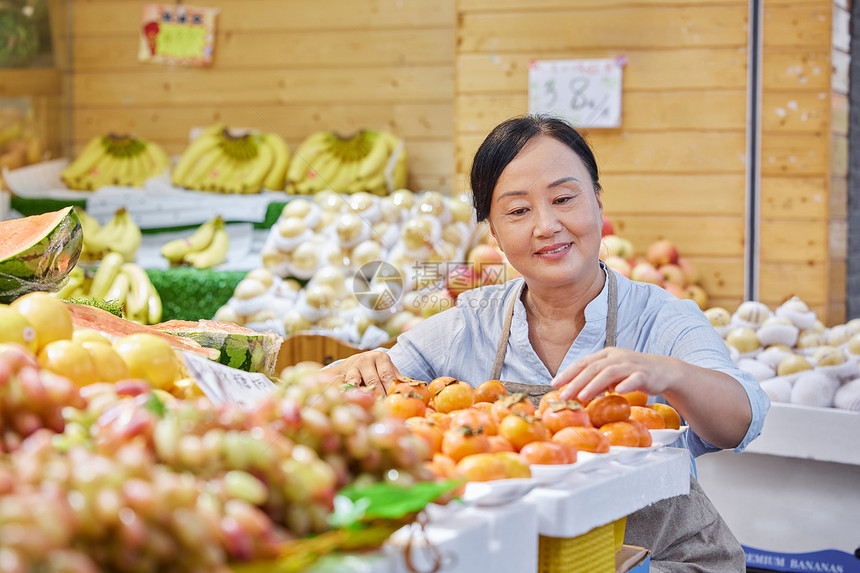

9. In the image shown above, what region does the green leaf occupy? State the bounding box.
[331,480,462,527]
[144,391,166,417]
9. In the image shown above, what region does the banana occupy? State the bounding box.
[53,267,86,299]
[355,135,391,181]
[236,135,274,193]
[121,263,153,323]
[261,133,290,190]
[111,209,142,262]
[218,156,247,194]
[146,290,163,324]
[306,150,342,191]
[391,142,409,191]
[181,147,226,190]
[89,252,125,299]
[105,269,130,307]
[61,136,107,186]
[160,216,222,264]
[285,132,334,187]
[171,124,225,186]
[76,208,104,259]
[184,225,230,269]
[144,141,171,178]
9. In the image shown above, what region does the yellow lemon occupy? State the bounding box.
[82,341,131,383]
[72,329,113,346]
[113,333,178,390]
[10,292,73,350]
[38,340,98,387]
[0,305,38,353]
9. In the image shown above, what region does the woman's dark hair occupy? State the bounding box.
[470,115,602,222]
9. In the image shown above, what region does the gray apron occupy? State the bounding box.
[490,271,745,572]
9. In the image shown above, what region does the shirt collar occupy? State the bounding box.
[511,262,610,322]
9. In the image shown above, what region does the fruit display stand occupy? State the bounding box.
[302,447,689,573]
[697,403,860,572]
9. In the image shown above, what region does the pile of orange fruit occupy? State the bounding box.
[380,377,682,483]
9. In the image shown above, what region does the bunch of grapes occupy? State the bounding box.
[259,372,435,492]
[0,343,84,452]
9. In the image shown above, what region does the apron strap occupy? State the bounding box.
[490,267,619,386]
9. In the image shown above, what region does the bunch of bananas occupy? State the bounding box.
[53,256,163,325]
[171,124,290,194]
[160,215,230,269]
[286,129,408,196]
[77,207,142,263]
[61,133,170,190]
[77,207,141,262]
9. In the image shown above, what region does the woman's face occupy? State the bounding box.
[487,134,603,289]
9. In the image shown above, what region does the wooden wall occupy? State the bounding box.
[68,0,455,192]
[455,0,750,312]
[759,0,847,323]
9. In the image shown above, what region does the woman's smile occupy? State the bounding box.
[535,242,572,259]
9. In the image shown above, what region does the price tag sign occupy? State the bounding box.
[182,351,277,408]
[139,4,219,67]
[528,58,624,128]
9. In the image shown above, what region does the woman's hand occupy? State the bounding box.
[551,347,682,402]
[551,347,753,450]
[325,350,404,396]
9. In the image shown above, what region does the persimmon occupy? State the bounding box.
[441,426,491,462]
[495,451,532,479]
[383,392,426,420]
[519,441,572,465]
[455,453,507,482]
[405,417,444,453]
[586,395,631,428]
[648,403,682,430]
[552,426,610,454]
[474,379,507,403]
[424,453,457,479]
[627,418,652,447]
[391,379,431,405]
[488,435,515,453]
[620,390,649,407]
[425,411,451,431]
[491,393,536,423]
[629,406,665,430]
[471,401,495,416]
[599,421,640,447]
[541,400,590,434]
[498,414,548,451]
[434,380,475,413]
[538,390,562,416]
[449,408,497,436]
[429,376,457,396]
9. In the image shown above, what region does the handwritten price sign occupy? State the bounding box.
[528,58,624,128]
[138,4,219,67]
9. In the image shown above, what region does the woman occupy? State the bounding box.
[328,115,769,571]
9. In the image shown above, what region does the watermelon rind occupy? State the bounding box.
[0,207,83,303]
[152,320,283,375]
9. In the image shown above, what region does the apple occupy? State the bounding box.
[663,283,687,299]
[677,257,699,285]
[645,240,679,267]
[601,235,634,262]
[446,264,480,297]
[658,264,685,288]
[401,316,424,333]
[630,262,664,286]
[685,284,709,310]
[604,255,631,278]
[601,214,614,237]
[467,244,506,285]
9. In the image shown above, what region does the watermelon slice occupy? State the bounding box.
[151,319,283,375]
[66,303,220,361]
[0,207,83,303]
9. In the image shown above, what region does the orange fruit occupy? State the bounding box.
[649,403,682,430]
[455,453,507,482]
[629,406,665,430]
[519,441,570,465]
[586,394,631,427]
[599,421,640,447]
[474,379,507,403]
[552,426,610,454]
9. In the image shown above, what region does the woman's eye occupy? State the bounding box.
[509,208,527,216]
[554,196,573,205]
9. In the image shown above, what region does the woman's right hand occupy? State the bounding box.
[325,350,404,395]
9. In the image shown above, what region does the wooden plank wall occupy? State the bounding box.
[68,0,455,193]
[759,0,846,323]
[455,0,750,312]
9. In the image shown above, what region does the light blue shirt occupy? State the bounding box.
[388,267,770,468]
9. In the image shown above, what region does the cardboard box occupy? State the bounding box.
[616,545,651,573]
